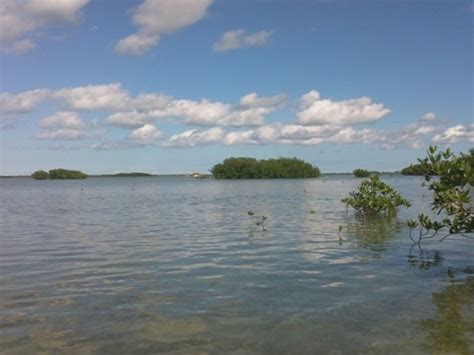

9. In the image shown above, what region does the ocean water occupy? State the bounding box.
[0,175,472,354]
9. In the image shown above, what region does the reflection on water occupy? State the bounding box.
[422,277,474,354]
[344,214,403,253]
[0,175,473,353]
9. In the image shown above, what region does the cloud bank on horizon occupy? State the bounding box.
[1,82,472,150]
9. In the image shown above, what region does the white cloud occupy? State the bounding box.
[2,38,36,54]
[0,89,49,114]
[167,127,224,147]
[0,0,89,54]
[36,111,100,141]
[39,111,85,129]
[296,90,390,126]
[1,84,285,128]
[107,92,286,127]
[420,112,436,121]
[164,121,437,149]
[213,29,273,52]
[433,124,474,144]
[53,83,130,111]
[36,128,88,140]
[129,124,164,141]
[107,111,153,128]
[115,0,213,55]
[114,33,160,56]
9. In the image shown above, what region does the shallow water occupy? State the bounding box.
[0,175,473,354]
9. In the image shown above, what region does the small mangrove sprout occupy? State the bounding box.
[246,210,268,232]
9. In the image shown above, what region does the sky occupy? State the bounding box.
[0,0,472,175]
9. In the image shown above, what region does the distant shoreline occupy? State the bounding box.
[0,172,406,179]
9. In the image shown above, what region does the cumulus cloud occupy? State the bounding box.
[420,112,436,121]
[115,0,213,55]
[0,89,50,128]
[164,121,437,149]
[107,111,153,128]
[0,0,89,54]
[129,124,164,141]
[39,111,85,129]
[213,29,273,52]
[107,92,286,127]
[53,83,130,111]
[167,127,224,147]
[1,84,285,129]
[0,89,50,115]
[433,124,474,144]
[36,111,99,140]
[296,90,390,126]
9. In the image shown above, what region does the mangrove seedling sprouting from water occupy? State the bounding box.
[246,210,268,232]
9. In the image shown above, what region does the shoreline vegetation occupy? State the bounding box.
[32,169,87,180]
[211,157,321,179]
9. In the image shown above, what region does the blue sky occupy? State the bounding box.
[0,0,472,175]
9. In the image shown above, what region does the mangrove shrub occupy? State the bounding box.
[408,146,474,243]
[49,169,87,179]
[353,169,371,178]
[211,157,320,179]
[31,170,49,180]
[342,175,410,215]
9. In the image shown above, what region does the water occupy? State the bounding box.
[0,175,472,354]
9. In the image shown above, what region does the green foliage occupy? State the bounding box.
[342,175,411,215]
[353,169,371,177]
[211,157,320,179]
[408,146,473,243]
[31,170,49,180]
[49,169,87,180]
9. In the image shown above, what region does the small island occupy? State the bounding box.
[32,169,87,180]
[353,168,381,178]
[210,157,320,179]
[99,172,152,177]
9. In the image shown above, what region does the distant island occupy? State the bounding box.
[210,157,320,179]
[32,169,87,180]
[400,164,426,176]
[353,169,380,177]
[98,172,152,177]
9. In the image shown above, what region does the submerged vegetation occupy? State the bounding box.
[32,169,87,180]
[211,157,320,179]
[408,146,474,244]
[342,175,411,215]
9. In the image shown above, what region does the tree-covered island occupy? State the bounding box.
[32,169,87,180]
[210,157,320,179]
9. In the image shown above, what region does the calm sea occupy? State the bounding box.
[0,175,472,354]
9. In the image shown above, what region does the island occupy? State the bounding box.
[400,164,425,176]
[210,157,320,179]
[32,169,87,180]
[98,172,152,177]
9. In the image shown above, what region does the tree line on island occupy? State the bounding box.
[32,169,87,180]
[210,157,321,179]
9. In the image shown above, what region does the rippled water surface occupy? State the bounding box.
[1,176,473,354]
